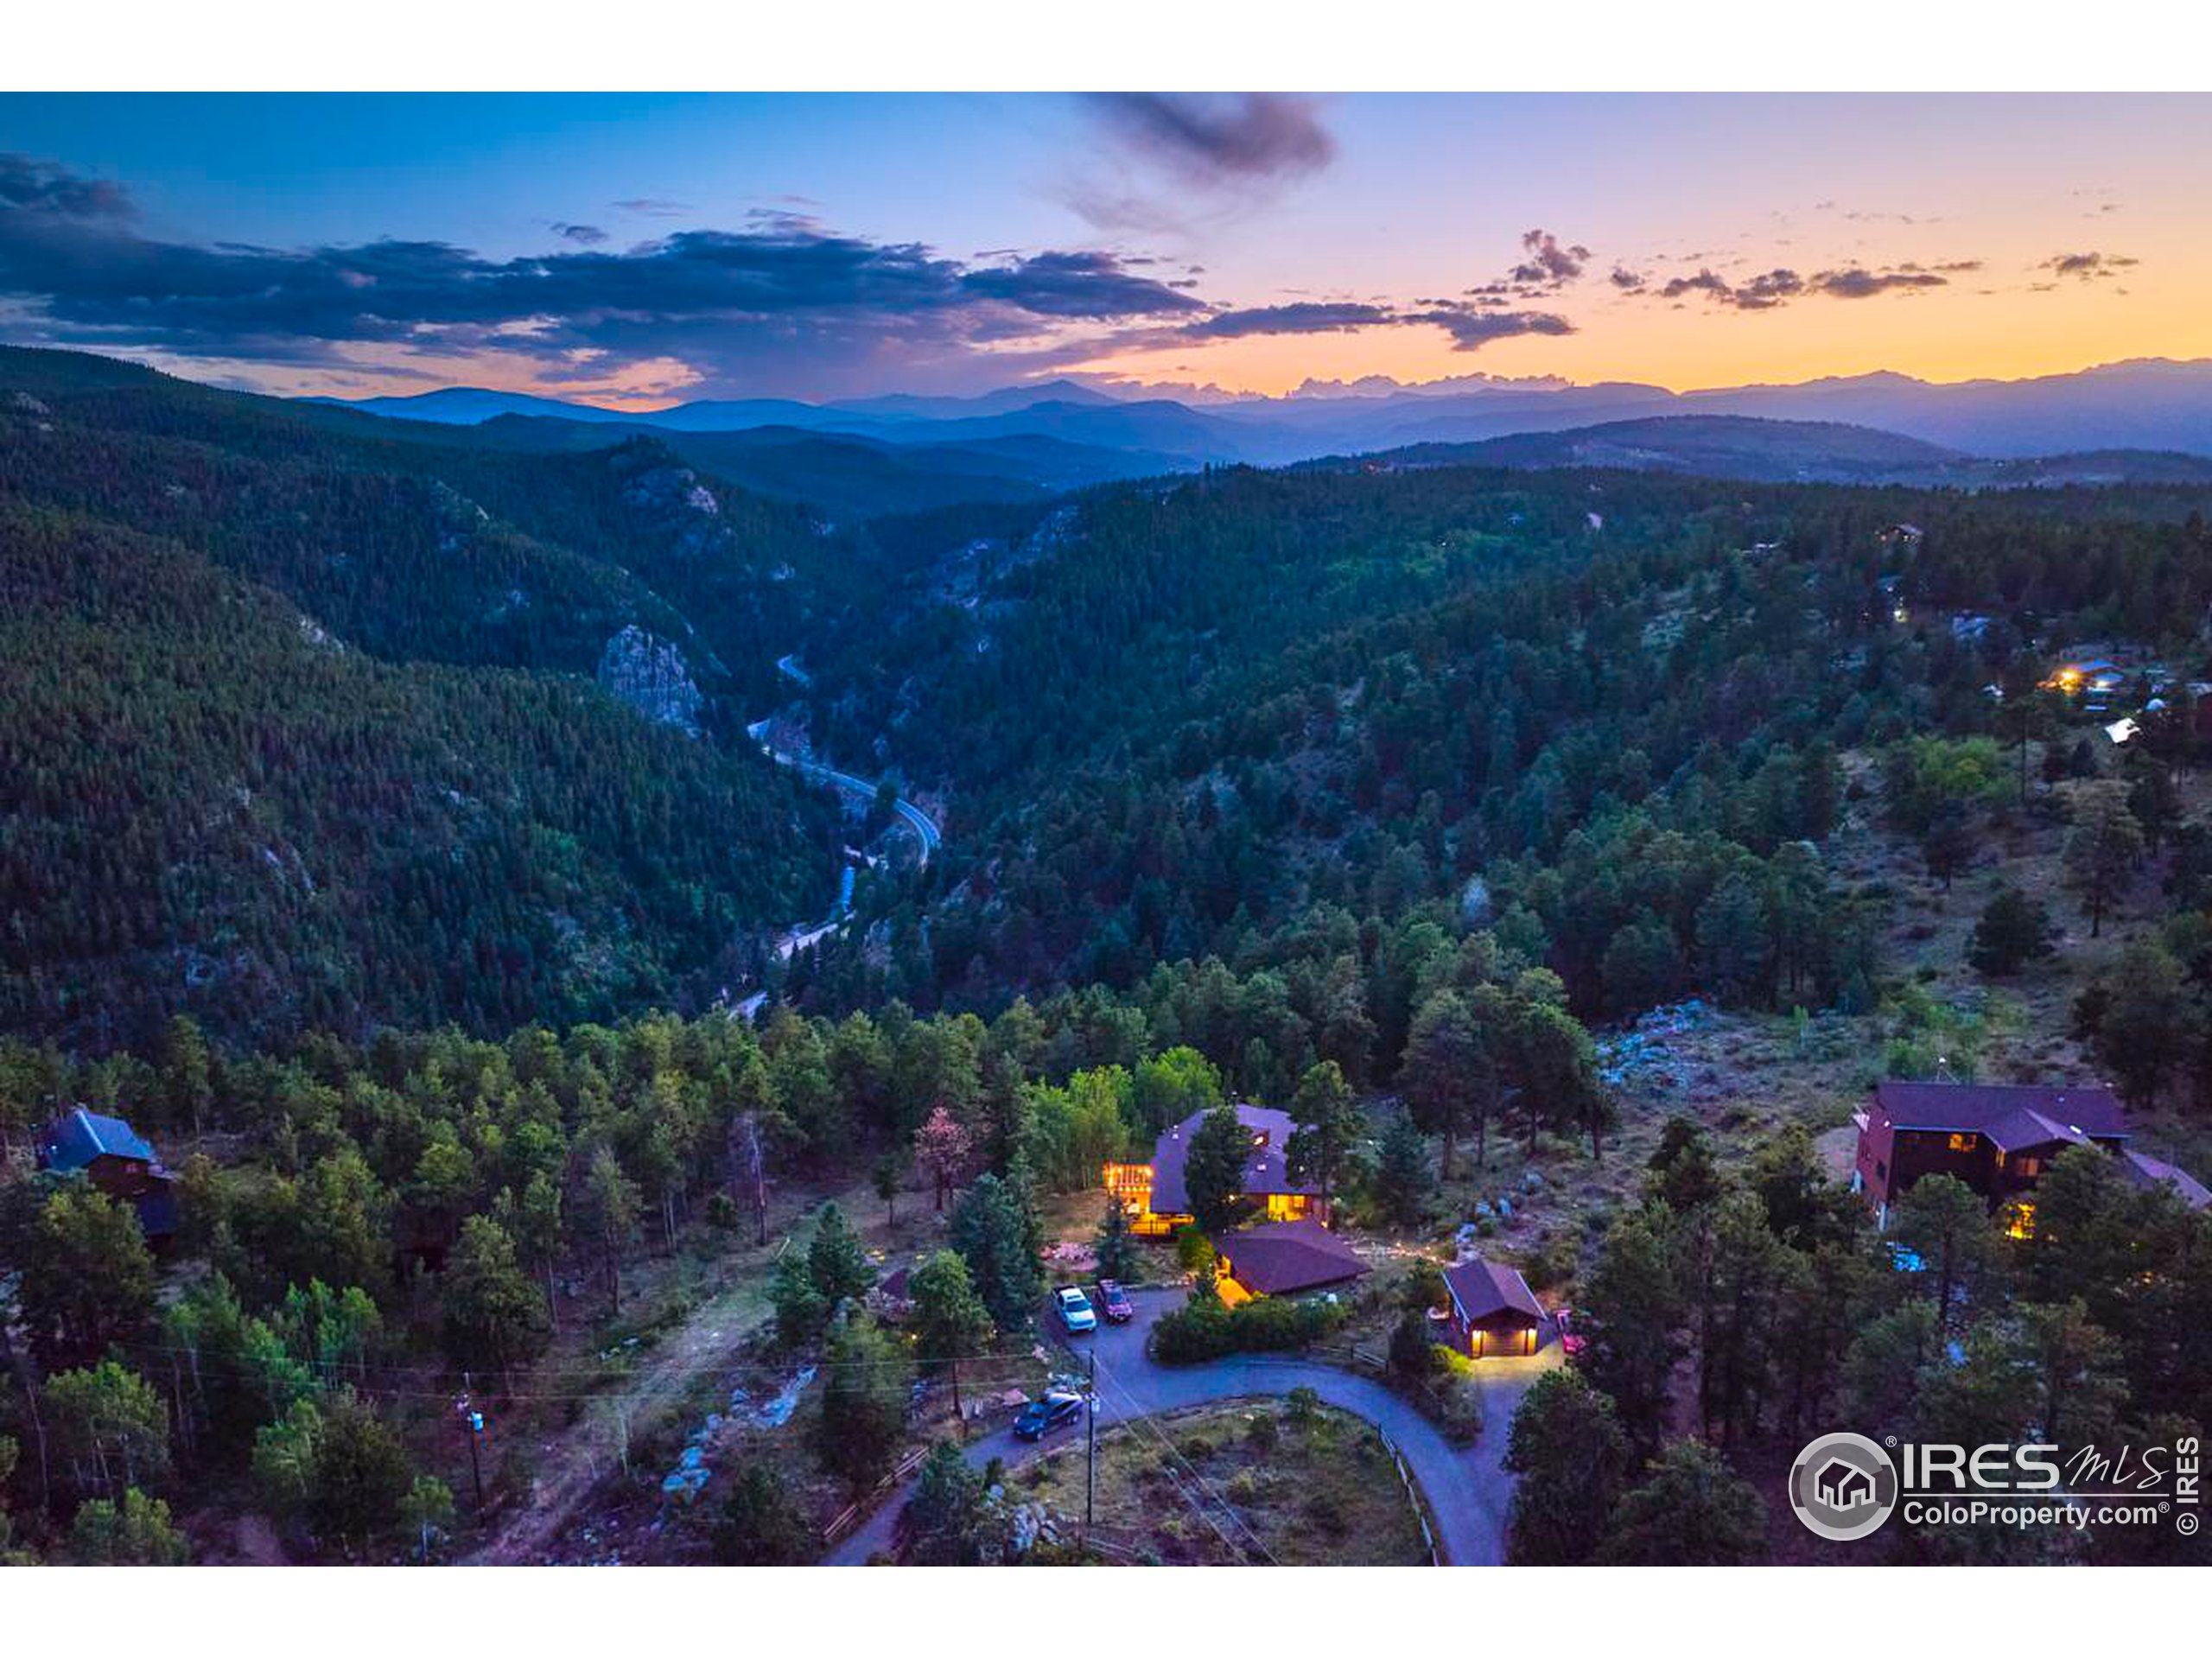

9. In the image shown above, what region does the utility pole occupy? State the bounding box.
[1085,1350,1097,1529]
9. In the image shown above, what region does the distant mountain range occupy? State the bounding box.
[1345,416,2212,489]
[302,358,2212,509]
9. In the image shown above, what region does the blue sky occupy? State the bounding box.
[1,92,2204,403]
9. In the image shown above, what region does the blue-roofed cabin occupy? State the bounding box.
[36,1107,179,1243]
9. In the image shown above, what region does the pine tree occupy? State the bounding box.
[1599,1440,1767,1565]
[1181,1103,1249,1233]
[1287,1059,1361,1212]
[1967,886,2056,976]
[948,1174,1042,1331]
[1094,1193,1139,1283]
[2063,780,2145,937]
[806,1203,874,1312]
[816,1308,908,1490]
[1371,1111,1435,1228]
[1580,1205,1684,1457]
[579,1146,639,1317]
[1504,1369,1631,1564]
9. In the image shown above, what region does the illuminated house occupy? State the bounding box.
[1103,1103,1319,1236]
[1213,1219,1369,1307]
[1851,1081,2129,1235]
[1441,1257,1544,1358]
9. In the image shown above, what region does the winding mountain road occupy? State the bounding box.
[824,1287,1556,1566]
[771,747,941,864]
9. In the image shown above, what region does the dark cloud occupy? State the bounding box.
[1649,259,1959,311]
[1510,229,1589,288]
[2040,251,2139,281]
[1166,294,1570,353]
[1084,92,1335,186]
[1182,300,1395,340]
[0,154,1208,396]
[0,154,134,220]
[611,197,690,217]
[1808,266,1945,300]
[551,222,607,245]
[1066,94,1336,234]
[960,249,1208,319]
[1414,306,1575,352]
[1608,266,1647,291]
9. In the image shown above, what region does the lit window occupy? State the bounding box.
[1947,1133,1976,1152]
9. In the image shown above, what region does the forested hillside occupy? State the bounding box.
[0,350,865,1047]
[787,462,2212,1054]
[0,347,899,713]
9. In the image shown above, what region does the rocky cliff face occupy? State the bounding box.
[597,625,704,734]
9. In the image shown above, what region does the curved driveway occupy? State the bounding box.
[825,1287,1555,1566]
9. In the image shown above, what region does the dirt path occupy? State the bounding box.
[463,1275,777,1565]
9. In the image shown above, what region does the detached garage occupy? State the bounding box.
[1442,1257,1544,1358]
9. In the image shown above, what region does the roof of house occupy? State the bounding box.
[38,1107,159,1173]
[1147,1103,1314,1215]
[1215,1219,1369,1296]
[1444,1257,1544,1326]
[1870,1081,2127,1151]
[2119,1150,2212,1211]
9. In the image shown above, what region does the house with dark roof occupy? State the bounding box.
[35,1108,179,1243]
[1851,1081,2130,1234]
[2118,1149,2212,1211]
[1213,1219,1369,1306]
[1102,1103,1320,1236]
[1441,1257,1545,1358]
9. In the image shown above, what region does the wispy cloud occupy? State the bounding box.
[2038,250,2139,281]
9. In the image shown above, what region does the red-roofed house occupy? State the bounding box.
[1442,1257,1545,1358]
[1103,1103,1320,1236]
[1851,1080,2130,1234]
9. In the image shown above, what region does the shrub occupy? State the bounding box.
[1149,1293,1345,1363]
[1173,1226,1216,1275]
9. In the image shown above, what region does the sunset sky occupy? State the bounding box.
[1,92,2205,404]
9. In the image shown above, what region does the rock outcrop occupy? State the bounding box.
[597,625,703,734]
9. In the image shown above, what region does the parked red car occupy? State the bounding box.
[1554,1306,1586,1361]
[1096,1278,1135,1323]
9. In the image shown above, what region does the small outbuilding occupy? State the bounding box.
[1442,1257,1544,1358]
